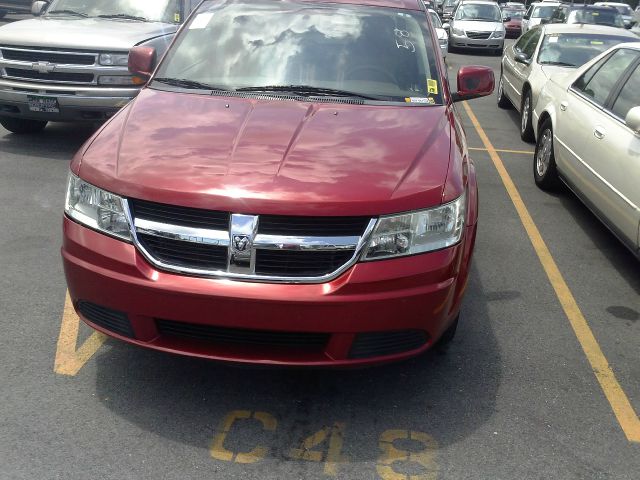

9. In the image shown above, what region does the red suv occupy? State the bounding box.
[62,0,493,366]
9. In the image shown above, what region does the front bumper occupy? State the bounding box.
[62,216,477,366]
[0,78,139,122]
[450,34,503,50]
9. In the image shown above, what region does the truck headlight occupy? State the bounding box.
[363,192,466,260]
[99,53,129,66]
[65,174,131,241]
[491,30,505,39]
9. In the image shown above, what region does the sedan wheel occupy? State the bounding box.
[520,91,534,142]
[533,120,560,190]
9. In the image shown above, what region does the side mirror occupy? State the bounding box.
[625,106,640,135]
[442,22,450,31]
[31,1,48,16]
[451,65,495,102]
[128,46,157,82]
[523,14,530,20]
[514,52,530,64]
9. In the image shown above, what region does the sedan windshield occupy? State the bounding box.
[567,9,625,27]
[532,6,557,18]
[154,0,443,105]
[538,33,632,66]
[455,4,502,21]
[45,0,182,23]
[503,9,524,19]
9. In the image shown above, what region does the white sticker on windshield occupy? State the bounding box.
[548,36,558,43]
[189,12,214,29]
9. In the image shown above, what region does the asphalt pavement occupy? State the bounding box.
[0,39,638,480]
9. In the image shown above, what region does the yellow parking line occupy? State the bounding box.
[469,147,534,155]
[54,291,106,376]
[462,101,640,444]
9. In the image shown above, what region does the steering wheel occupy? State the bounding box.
[344,65,398,85]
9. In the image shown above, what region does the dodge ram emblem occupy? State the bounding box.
[233,235,250,252]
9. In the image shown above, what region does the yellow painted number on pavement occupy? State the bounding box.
[210,410,277,464]
[377,430,438,480]
[288,422,346,476]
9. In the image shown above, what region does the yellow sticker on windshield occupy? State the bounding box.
[592,11,600,15]
[591,40,604,45]
[427,79,439,95]
[174,13,180,22]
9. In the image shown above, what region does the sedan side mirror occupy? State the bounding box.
[128,46,157,82]
[452,66,495,102]
[514,52,530,64]
[31,0,48,16]
[523,14,530,20]
[625,106,640,135]
[442,22,450,31]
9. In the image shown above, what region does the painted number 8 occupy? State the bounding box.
[394,29,416,53]
[377,430,438,480]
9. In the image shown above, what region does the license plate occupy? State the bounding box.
[27,95,60,113]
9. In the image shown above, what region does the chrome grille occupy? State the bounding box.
[126,199,376,283]
[0,47,95,65]
[466,31,492,40]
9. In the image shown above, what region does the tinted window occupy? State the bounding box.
[574,48,639,106]
[538,33,634,67]
[515,28,539,54]
[518,29,541,58]
[611,64,640,119]
[156,0,443,104]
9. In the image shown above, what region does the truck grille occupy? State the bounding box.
[0,48,95,65]
[466,31,492,40]
[5,68,94,83]
[127,198,375,282]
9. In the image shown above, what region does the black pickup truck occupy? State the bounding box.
[0,1,33,18]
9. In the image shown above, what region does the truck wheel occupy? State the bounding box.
[0,117,48,134]
[436,314,459,348]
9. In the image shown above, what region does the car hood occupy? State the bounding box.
[453,20,504,32]
[77,88,453,217]
[541,64,574,79]
[0,17,178,50]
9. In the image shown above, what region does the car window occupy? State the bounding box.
[567,8,625,27]
[611,64,640,120]
[573,48,639,106]
[550,6,567,22]
[517,28,541,58]
[532,5,557,18]
[538,33,635,67]
[155,0,443,105]
[514,28,539,54]
[430,11,443,28]
[454,4,501,21]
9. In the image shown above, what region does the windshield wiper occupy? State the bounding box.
[236,85,385,101]
[153,77,230,91]
[47,10,88,17]
[97,13,149,22]
[541,61,576,67]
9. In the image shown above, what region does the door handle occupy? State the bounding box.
[594,126,606,140]
[560,101,568,111]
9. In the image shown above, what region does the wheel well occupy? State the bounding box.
[537,112,551,136]
[522,83,531,99]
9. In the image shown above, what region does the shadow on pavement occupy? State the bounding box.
[93,264,501,469]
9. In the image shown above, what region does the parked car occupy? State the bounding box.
[502,8,524,38]
[498,23,636,141]
[0,0,198,134]
[448,0,506,55]
[62,0,494,366]
[549,4,626,28]
[0,0,32,18]
[441,0,459,21]
[594,2,635,28]
[428,7,449,58]
[522,1,561,34]
[532,42,640,259]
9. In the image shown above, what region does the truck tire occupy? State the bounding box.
[0,117,48,134]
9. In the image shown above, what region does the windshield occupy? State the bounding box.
[614,5,633,15]
[455,4,501,21]
[155,0,443,105]
[568,9,625,27]
[45,0,182,23]
[430,11,443,27]
[444,0,458,8]
[538,33,631,66]
[532,5,557,18]
[503,9,524,19]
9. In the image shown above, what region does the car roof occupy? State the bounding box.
[565,4,618,10]
[541,22,637,36]
[297,0,423,10]
[594,2,629,6]
[459,0,500,5]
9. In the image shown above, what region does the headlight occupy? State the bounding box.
[452,27,465,36]
[65,174,131,241]
[98,75,137,85]
[99,53,129,66]
[491,30,505,39]
[363,192,466,260]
